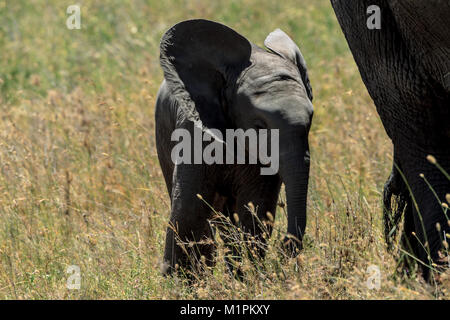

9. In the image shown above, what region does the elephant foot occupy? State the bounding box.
[162,223,217,279]
[282,235,303,258]
[161,252,215,279]
[222,232,269,281]
[160,260,171,276]
[224,254,245,281]
[431,252,450,286]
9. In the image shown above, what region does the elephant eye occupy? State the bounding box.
[277,74,295,81]
[253,90,267,96]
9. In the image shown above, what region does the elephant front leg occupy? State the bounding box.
[221,173,281,278]
[162,164,217,277]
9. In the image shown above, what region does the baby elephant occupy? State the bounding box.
[155,19,313,276]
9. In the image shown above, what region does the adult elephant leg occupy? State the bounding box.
[383,160,408,251]
[398,201,420,275]
[331,0,450,279]
[162,163,217,276]
[400,152,450,279]
[383,156,422,275]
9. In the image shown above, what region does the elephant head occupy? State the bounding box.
[159,19,314,254]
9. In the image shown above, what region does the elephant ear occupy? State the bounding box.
[264,29,313,101]
[160,19,252,131]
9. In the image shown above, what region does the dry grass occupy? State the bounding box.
[0,0,446,299]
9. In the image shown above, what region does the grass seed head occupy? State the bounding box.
[426,155,437,164]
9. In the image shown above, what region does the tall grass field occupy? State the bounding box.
[0,0,448,299]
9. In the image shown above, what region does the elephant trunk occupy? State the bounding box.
[278,131,310,256]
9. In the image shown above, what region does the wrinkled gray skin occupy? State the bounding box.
[331,1,450,278]
[155,20,313,276]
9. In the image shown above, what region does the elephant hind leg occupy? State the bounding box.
[383,163,409,251]
[397,200,421,276]
[383,162,422,276]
